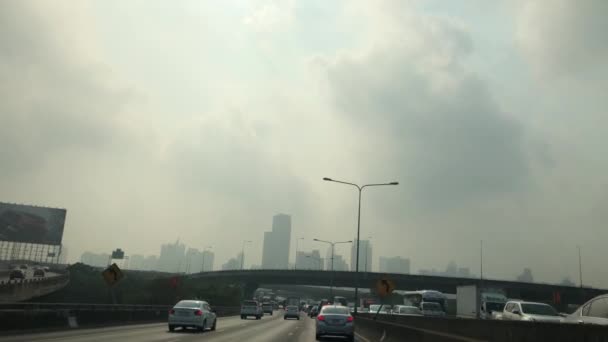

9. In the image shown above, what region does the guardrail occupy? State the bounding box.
[355,313,608,342]
[0,302,240,332]
[0,273,70,302]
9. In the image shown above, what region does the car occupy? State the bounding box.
[9,269,25,280]
[421,302,445,317]
[369,304,392,314]
[393,305,423,316]
[241,300,262,319]
[168,300,217,332]
[309,305,319,317]
[316,305,354,342]
[318,299,331,311]
[564,294,608,325]
[333,296,348,307]
[43,266,50,272]
[19,264,28,270]
[262,302,273,315]
[33,269,45,277]
[501,301,563,323]
[284,305,300,320]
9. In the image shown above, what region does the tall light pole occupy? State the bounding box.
[295,237,304,270]
[314,238,352,299]
[201,246,213,272]
[241,240,252,270]
[364,236,372,273]
[323,177,398,314]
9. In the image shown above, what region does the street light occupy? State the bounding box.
[314,238,352,298]
[241,240,252,270]
[323,177,398,314]
[201,246,213,272]
[295,237,305,270]
[364,236,372,273]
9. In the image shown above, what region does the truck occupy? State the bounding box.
[286,296,301,310]
[456,285,507,319]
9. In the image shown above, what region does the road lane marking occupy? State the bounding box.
[355,332,372,342]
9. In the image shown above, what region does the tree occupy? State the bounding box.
[516,268,534,283]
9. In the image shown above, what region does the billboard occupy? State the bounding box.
[0,202,66,245]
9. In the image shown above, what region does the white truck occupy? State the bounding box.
[456,285,507,319]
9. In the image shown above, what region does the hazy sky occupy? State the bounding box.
[2,1,607,287]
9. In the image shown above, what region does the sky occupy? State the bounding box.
[1,0,608,287]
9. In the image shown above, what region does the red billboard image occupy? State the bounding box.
[0,202,66,245]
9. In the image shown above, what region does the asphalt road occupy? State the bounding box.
[0,312,366,342]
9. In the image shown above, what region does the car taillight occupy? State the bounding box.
[317,315,325,321]
[169,309,175,315]
[194,309,203,316]
[347,316,354,322]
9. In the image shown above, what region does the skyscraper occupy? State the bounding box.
[296,249,323,270]
[158,240,186,273]
[351,239,372,272]
[379,256,410,274]
[202,250,214,272]
[261,214,292,269]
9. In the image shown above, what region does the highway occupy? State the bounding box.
[0,313,365,342]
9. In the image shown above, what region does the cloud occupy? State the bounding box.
[516,0,608,79]
[321,3,529,210]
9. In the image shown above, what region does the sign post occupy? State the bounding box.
[102,263,124,304]
[374,278,396,320]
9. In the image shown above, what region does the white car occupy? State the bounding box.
[502,301,563,323]
[564,294,608,326]
[168,300,217,332]
[393,305,423,316]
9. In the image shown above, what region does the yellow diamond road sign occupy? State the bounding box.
[102,263,124,286]
[376,278,395,297]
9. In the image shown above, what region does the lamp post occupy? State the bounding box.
[323,177,398,314]
[201,246,213,272]
[314,238,352,299]
[295,237,304,270]
[241,240,252,270]
[364,236,372,273]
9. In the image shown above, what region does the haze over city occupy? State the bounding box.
[2,0,608,288]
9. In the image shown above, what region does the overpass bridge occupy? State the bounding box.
[188,269,605,309]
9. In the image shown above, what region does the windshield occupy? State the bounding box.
[176,301,201,308]
[322,307,350,315]
[521,304,558,316]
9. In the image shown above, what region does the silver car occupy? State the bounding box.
[168,300,217,332]
[502,301,563,323]
[284,305,300,320]
[316,305,354,342]
[564,294,608,325]
[393,305,423,316]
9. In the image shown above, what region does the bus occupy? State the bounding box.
[403,290,448,313]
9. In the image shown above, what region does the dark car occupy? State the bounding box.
[309,305,319,318]
[9,269,25,280]
[33,269,45,277]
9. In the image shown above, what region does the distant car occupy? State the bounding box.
[262,303,273,315]
[9,269,25,280]
[501,301,563,323]
[421,302,445,317]
[316,305,354,342]
[33,269,45,277]
[564,295,608,326]
[19,264,28,270]
[168,300,217,332]
[42,266,50,272]
[278,305,284,310]
[241,300,262,320]
[333,296,348,307]
[369,304,392,314]
[284,305,300,320]
[393,305,423,316]
[309,305,319,317]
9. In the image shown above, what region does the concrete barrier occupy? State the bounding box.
[0,303,240,332]
[0,274,70,302]
[355,314,608,342]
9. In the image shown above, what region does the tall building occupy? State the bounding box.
[295,249,323,270]
[379,256,410,274]
[222,252,243,270]
[333,254,349,271]
[185,248,205,274]
[80,251,110,267]
[261,214,292,269]
[351,239,372,272]
[202,250,214,272]
[158,240,186,273]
